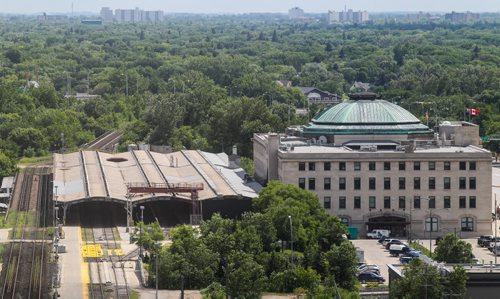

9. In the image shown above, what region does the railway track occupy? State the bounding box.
[81,203,130,299]
[0,166,52,299]
[85,130,123,152]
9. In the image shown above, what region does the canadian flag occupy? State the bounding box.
[469,108,479,116]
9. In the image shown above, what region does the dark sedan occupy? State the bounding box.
[357,272,385,284]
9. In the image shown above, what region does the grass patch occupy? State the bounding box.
[0,244,5,263]
[130,290,140,299]
[410,241,432,258]
[112,227,121,241]
[18,155,53,166]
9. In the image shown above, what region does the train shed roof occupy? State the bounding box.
[53,150,262,204]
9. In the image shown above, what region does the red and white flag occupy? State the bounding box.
[469,108,479,116]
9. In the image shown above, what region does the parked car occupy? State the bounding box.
[389,244,410,257]
[399,250,420,264]
[478,235,495,247]
[385,239,403,250]
[483,237,500,248]
[488,241,500,252]
[357,264,380,274]
[382,238,399,247]
[367,229,391,239]
[357,272,385,284]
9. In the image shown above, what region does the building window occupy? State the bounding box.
[384,196,391,209]
[384,162,391,171]
[369,162,376,171]
[354,196,361,209]
[399,177,406,190]
[414,177,421,190]
[399,161,406,171]
[339,196,346,209]
[414,161,421,171]
[444,177,451,190]
[339,177,346,190]
[354,162,361,171]
[298,178,305,189]
[324,162,331,171]
[469,161,476,171]
[459,161,466,170]
[461,217,474,232]
[324,178,331,190]
[444,161,451,171]
[340,217,349,227]
[399,196,406,209]
[428,196,436,209]
[425,217,438,232]
[470,196,476,208]
[369,177,376,190]
[429,177,436,190]
[459,196,466,209]
[459,177,466,189]
[309,162,316,171]
[324,197,331,209]
[369,196,376,209]
[299,162,306,171]
[384,177,391,190]
[469,177,476,190]
[354,177,361,190]
[414,196,421,209]
[444,196,451,209]
[339,162,346,171]
[428,161,435,171]
[308,178,316,190]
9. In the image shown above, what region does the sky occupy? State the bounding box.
[1,0,499,14]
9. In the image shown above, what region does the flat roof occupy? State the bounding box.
[53,150,261,204]
[279,144,490,155]
[1,177,14,189]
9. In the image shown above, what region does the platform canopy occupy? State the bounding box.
[53,150,261,204]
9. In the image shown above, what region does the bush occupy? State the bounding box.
[201,282,226,299]
[269,267,320,293]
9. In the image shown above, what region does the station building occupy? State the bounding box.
[253,93,492,238]
[53,149,261,226]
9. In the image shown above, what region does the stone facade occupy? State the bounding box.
[254,133,492,238]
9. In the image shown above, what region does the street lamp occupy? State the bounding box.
[155,241,160,299]
[425,198,434,258]
[288,215,293,267]
[55,206,60,259]
[140,205,144,259]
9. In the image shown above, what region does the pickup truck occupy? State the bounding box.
[389,244,410,257]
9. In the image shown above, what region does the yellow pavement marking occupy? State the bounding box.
[79,227,89,299]
[81,244,104,258]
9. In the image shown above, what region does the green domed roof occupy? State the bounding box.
[312,99,420,125]
[303,93,433,136]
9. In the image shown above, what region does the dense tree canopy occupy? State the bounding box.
[152,182,357,297]
[0,15,499,177]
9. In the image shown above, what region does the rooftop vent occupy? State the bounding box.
[107,157,128,163]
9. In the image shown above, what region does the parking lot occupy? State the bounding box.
[352,239,405,284]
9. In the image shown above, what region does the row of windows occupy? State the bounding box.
[299,177,476,191]
[339,216,475,232]
[299,161,477,172]
[323,195,476,210]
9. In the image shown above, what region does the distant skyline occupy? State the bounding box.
[1,0,499,14]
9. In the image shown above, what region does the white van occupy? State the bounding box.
[367,229,391,239]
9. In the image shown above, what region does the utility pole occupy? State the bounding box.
[140,205,144,260]
[288,215,294,267]
[495,195,497,264]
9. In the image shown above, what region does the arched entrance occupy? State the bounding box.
[366,215,409,237]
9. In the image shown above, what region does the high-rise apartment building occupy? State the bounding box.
[328,9,369,24]
[289,7,305,20]
[100,7,164,23]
